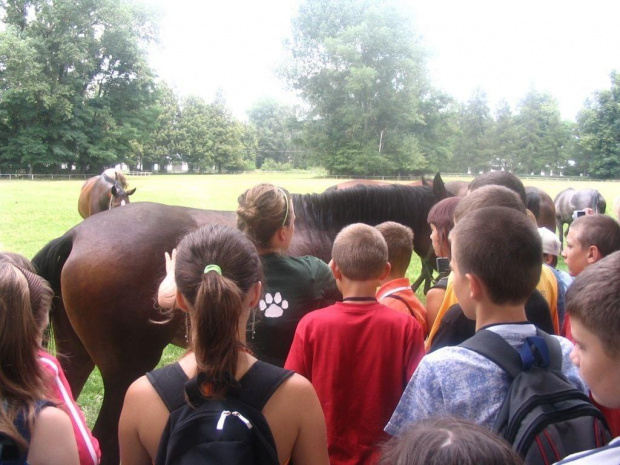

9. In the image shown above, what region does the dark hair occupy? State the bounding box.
[174,224,263,398]
[469,171,527,205]
[379,417,523,465]
[427,197,461,250]
[236,183,292,249]
[570,215,620,258]
[454,185,526,224]
[376,221,413,276]
[332,223,388,281]
[0,264,48,449]
[566,250,620,356]
[452,207,541,304]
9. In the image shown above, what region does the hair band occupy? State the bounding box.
[277,187,289,227]
[203,264,222,275]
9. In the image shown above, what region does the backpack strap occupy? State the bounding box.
[184,361,293,410]
[385,294,415,316]
[235,361,294,410]
[459,329,563,378]
[146,362,188,412]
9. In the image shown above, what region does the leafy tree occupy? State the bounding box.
[177,96,214,172]
[514,89,571,175]
[452,88,492,173]
[142,82,182,171]
[247,97,300,168]
[282,0,436,175]
[575,71,620,178]
[0,0,158,173]
[489,100,519,170]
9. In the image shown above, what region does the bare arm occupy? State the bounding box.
[425,287,445,329]
[28,406,79,465]
[119,377,165,465]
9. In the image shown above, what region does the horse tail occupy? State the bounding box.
[32,233,74,297]
[596,192,607,215]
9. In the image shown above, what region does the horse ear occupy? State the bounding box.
[127,188,136,196]
[111,185,118,196]
[432,173,447,200]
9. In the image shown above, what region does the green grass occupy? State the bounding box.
[1,171,619,426]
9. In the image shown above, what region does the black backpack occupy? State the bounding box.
[460,329,611,464]
[155,361,292,465]
[0,432,26,465]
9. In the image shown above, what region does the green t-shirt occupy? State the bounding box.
[248,253,340,366]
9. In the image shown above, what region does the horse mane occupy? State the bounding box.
[292,184,436,233]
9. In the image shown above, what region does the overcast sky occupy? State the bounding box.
[143,0,620,121]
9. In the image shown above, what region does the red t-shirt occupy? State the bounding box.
[285,301,425,465]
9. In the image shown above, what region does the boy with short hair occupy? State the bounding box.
[386,207,585,435]
[375,221,428,336]
[555,251,620,464]
[562,214,620,277]
[285,223,425,465]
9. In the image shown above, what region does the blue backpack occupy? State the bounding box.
[461,329,611,464]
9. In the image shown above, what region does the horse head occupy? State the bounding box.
[102,171,136,209]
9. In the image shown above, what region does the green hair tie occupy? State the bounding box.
[203,264,222,275]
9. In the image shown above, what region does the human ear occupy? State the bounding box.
[588,246,602,264]
[466,273,484,301]
[378,262,391,281]
[329,260,342,280]
[176,290,189,312]
[247,281,262,308]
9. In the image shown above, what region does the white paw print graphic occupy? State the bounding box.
[259,292,289,318]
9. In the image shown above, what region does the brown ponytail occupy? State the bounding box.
[175,225,263,398]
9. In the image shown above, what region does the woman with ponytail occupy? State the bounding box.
[0,263,79,465]
[119,224,329,465]
[159,183,340,367]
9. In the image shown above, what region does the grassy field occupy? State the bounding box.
[1,171,619,426]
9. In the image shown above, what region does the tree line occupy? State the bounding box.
[0,0,618,178]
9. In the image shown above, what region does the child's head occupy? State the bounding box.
[237,183,293,250]
[0,252,52,335]
[538,227,561,267]
[379,417,523,465]
[450,207,541,311]
[375,221,413,279]
[0,263,48,446]
[332,223,388,281]
[427,197,461,257]
[563,215,620,276]
[469,171,527,205]
[566,251,620,408]
[174,224,263,397]
[454,185,526,224]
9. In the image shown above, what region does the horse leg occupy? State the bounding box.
[556,219,564,250]
[94,342,169,465]
[51,297,95,397]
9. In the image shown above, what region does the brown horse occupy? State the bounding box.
[78,169,136,219]
[525,186,556,233]
[33,175,448,464]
